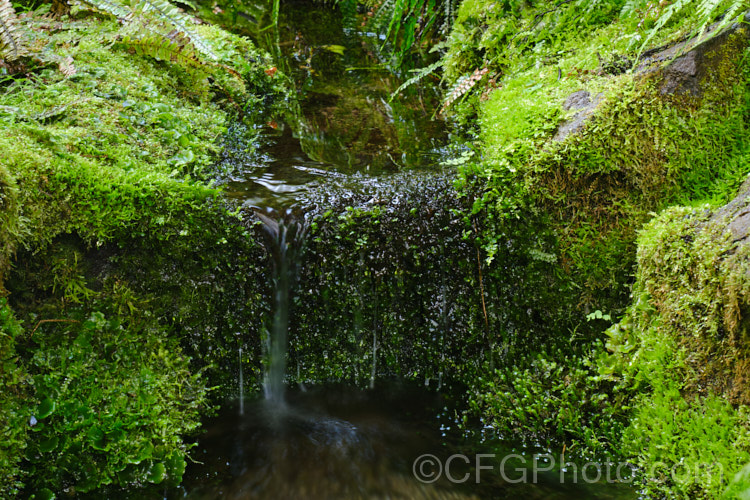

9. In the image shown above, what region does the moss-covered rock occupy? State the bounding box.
[0,4,285,496]
[599,179,750,497]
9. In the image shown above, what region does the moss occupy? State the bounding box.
[0,299,30,498]
[19,306,210,495]
[440,2,750,490]
[445,0,750,323]
[0,5,285,496]
[597,198,750,497]
[0,163,22,291]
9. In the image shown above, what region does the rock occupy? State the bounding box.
[637,14,750,96]
[562,90,591,110]
[553,91,603,142]
[709,177,750,244]
[554,13,750,141]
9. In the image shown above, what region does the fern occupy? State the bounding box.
[389,58,443,100]
[625,0,750,57]
[439,67,488,115]
[120,17,206,70]
[0,0,24,62]
[127,0,217,60]
[70,0,221,74]
[72,0,131,19]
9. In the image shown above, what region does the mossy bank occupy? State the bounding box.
[437,1,750,497]
[0,2,286,496]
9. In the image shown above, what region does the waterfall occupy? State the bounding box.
[256,210,306,406]
[239,346,244,416]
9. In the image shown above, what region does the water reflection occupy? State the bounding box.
[218,1,449,210]
[164,384,636,500]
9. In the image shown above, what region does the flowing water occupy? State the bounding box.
[116,3,640,498]
[256,210,307,406]
[217,1,450,210]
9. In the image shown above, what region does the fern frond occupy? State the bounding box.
[0,0,24,62]
[634,0,691,55]
[120,18,206,71]
[73,0,131,19]
[439,67,488,115]
[389,59,443,101]
[128,0,218,60]
[693,0,746,45]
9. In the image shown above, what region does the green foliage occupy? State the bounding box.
[366,0,454,64]
[457,30,750,314]
[0,7,285,495]
[724,461,750,499]
[292,174,484,386]
[22,307,210,494]
[470,345,626,454]
[626,0,750,56]
[597,204,750,497]
[0,299,30,498]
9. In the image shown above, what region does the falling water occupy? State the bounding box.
[238,347,244,416]
[256,210,306,406]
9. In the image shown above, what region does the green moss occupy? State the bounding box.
[0,5,285,496]
[22,307,209,495]
[441,3,750,491]
[470,345,627,454]
[0,299,30,498]
[597,200,750,497]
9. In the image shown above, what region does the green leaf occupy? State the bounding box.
[37,398,56,419]
[87,426,107,450]
[31,488,55,500]
[148,462,166,484]
[320,44,345,55]
[39,436,59,453]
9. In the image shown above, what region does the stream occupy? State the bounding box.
[121,3,638,498]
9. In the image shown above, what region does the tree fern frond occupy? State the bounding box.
[0,0,25,62]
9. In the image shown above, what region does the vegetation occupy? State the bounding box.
[431,0,750,497]
[4,0,750,497]
[0,0,284,495]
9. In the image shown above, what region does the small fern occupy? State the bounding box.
[72,0,131,19]
[120,17,206,71]
[439,66,488,115]
[0,0,25,62]
[71,0,221,74]
[389,58,443,100]
[126,0,218,60]
[624,0,750,57]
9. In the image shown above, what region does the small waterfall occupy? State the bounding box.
[238,346,244,416]
[256,210,307,406]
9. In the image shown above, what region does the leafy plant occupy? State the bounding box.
[24,308,211,494]
[0,299,29,499]
[624,0,750,57]
[367,0,455,64]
